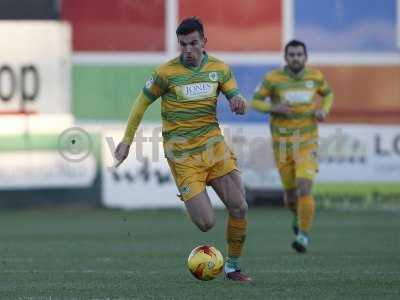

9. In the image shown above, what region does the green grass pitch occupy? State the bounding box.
[0,207,399,299]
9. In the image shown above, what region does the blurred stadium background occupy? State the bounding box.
[1,0,399,209]
[0,0,399,299]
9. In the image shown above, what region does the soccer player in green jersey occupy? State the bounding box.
[115,17,251,282]
[252,40,334,253]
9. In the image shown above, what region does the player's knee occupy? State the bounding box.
[284,191,297,205]
[229,201,248,219]
[198,221,214,232]
[284,190,297,211]
[195,217,215,232]
[296,179,313,197]
[297,186,311,197]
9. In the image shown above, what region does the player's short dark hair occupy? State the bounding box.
[176,17,204,38]
[284,40,307,57]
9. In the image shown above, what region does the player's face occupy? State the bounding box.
[178,31,206,67]
[285,46,307,73]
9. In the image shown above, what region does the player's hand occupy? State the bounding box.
[114,142,131,168]
[270,104,292,115]
[229,95,247,115]
[315,110,327,122]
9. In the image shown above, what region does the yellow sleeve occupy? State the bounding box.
[321,92,334,115]
[251,77,272,113]
[251,99,272,112]
[122,91,152,145]
[318,74,334,114]
[142,68,169,102]
[220,66,240,99]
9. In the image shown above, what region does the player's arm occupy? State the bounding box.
[121,91,152,146]
[251,77,272,112]
[115,71,167,167]
[220,66,247,115]
[114,92,152,167]
[315,75,334,122]
[251,77,292,115]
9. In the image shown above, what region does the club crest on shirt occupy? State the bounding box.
[305,80,314,89]
[209,72,218,82]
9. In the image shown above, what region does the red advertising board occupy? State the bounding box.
[62,0,165,51]
[179,0,282,51]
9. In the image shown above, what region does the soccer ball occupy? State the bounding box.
[187,245,224,281]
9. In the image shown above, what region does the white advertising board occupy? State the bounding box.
[0,151,97,189]
[0,21,71,114]
[317,124,400,183]
[102,123,400,209]
[227,123,400,184]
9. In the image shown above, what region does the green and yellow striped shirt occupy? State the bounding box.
[252,66,333,153]
[142,53,239,159]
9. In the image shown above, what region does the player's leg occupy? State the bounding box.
[276,159,297,235]
[205,142,251,282]
[292,148,318,253]
[297,178,315,236]
[292,177,315,253]
[284,188,298,235]
[167,157,214,232]
[184,191,215,232]
[208,170,251,282]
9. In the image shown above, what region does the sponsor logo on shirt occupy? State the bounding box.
[180,82,217,100]
[283,90,314,104]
